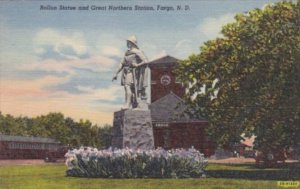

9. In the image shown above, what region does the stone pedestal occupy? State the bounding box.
[111,109,154,150]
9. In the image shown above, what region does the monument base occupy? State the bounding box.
[111,109,154,150]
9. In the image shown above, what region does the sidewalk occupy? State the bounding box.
[208,157,255,164]
[208,157,298,164]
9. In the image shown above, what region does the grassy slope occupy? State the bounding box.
[0,163,299,189]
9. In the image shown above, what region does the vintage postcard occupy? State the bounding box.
[0,0,299,188]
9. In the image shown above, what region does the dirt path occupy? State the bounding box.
[0,159,65,166]
[0,158,297,165]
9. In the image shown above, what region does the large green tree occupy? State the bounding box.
[0,112,113,149]
[177,1,300,150]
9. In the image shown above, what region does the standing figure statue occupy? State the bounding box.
[112,35,149,109]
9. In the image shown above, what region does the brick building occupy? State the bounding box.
[148,55,185,102]
[148,55,215,156]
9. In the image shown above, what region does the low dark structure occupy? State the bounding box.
[0,134,65,159]
[255,146,287,168]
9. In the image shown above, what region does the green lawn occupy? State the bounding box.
[0,162,299,189]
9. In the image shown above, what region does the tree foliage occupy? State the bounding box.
[176,1,300,150]
[0,112,112,149]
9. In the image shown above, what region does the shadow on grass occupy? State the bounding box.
[206,162,300,180]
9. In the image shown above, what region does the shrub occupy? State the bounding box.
[65,147,208,178]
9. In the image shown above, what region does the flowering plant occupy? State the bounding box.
[65,147,208,178]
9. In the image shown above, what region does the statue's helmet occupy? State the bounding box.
[127,35,138,48]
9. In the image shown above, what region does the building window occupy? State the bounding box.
[8,143,14,149]
[151,80,157,84]
[154,122,169,127]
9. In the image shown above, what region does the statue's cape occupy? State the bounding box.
[125,48,148,63]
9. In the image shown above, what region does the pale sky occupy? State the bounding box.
[0,0,282,125]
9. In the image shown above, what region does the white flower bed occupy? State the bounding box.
[65,147,208,178]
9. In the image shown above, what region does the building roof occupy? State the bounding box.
[148,55,179,67]
[149,92,206,122]
[0,134,60,144]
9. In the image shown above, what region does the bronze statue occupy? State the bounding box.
[112,35,149,109]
